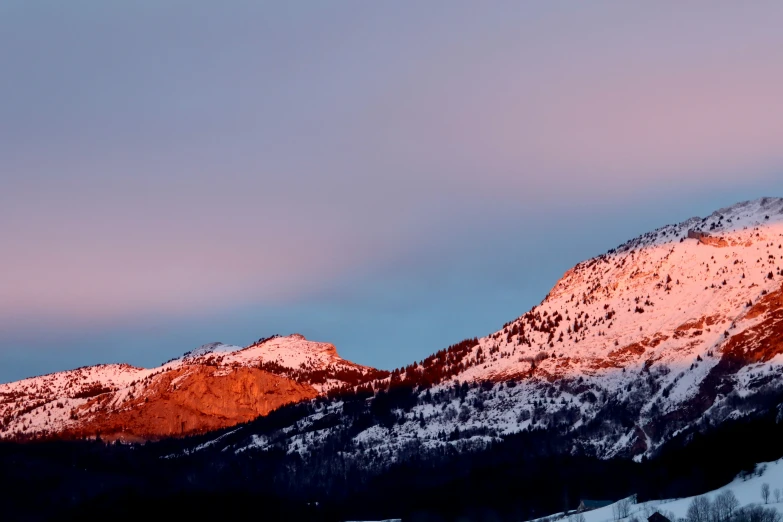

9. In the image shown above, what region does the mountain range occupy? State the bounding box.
[5,197,783,456]
[4,197,783,520]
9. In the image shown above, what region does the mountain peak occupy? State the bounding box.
[379,196,783,456]
[0,332,382,442]
[242,334,342,367]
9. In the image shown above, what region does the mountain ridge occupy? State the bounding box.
[3,197,783,455]
[171,196,783,462]
[0,333,387,441]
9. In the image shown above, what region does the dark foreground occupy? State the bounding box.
[2,401,783,522]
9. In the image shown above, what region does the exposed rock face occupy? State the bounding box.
[64,366,318,441]
[720,283,783,367]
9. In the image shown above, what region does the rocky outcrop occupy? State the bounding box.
[63,366,318,441]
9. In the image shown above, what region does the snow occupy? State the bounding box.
[182,342,244,360]
[228,335,340,370]
[545,458,783,522]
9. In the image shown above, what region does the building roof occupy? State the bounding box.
[648,512,671,522]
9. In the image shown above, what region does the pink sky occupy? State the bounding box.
[1,2,782,380]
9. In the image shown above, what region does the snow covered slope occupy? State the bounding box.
[448,197,783,385]
[537,457,783,522]
[376,196,783,457]
[0,334,386,441]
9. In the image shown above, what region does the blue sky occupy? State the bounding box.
[1,2,783,382]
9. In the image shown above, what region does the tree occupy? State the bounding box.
[612,503,621,521]
[734,505,781,522]
[713,490,739,522]
[613,498,633,520]
[687,496,712,522]
[774,488,780,503]
[762,483,771,504]
[458,405,471,423]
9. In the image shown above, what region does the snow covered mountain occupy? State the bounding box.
[4,198,783,522]
[167,197,783,462]
[0,334,387,441]
[4,198,783,459]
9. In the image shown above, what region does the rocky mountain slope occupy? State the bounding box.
[0,334,386,441]
[167,197,783,463]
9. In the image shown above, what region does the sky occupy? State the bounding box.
[1,2,783,383]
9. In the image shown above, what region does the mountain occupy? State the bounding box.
[0,334,387,441]
[4,197,783,521]
[4,198,783,453]
[162,197,783,463]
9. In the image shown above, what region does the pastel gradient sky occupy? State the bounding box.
[2,2,783,382]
